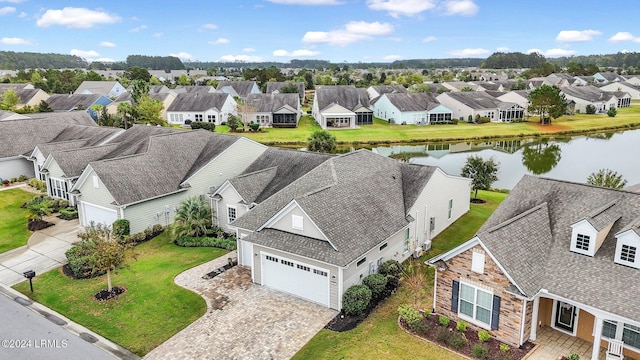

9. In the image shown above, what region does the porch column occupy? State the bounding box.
[530,296,540,340]
[591,316,603,360]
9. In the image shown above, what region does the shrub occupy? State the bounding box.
[174,236,237,250]
[439,315,450,327]
[378,259,402,278]
[10,177,17,183]
[363,273,387,299]
[112,219,131,240]
[447,332,467,349]
[249,122,260,131]
[18,175,28,182]
[567,353,580,360]
[456,321,467,332]
[435,327,450,343]
[472,343,489,359]
[500,343,510,352]
[477,116,491,124]
[59,207,78,220]
[342,284,372,316]
[586,104,596,114]
[65,240,104,279]
[478,330,491,342]
[468,114,473,123]
[190,121,216,132]
[123,224,165,246]
[2,179,9,186]
[184,119,192,125]
[398,305,425,332]
[28,178,46,192]
[607,107,617,117]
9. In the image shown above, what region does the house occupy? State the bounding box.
[69,130,267,233]
[436,91,525,122]
[166,92,236,125]
[74,81,126,99]
[593,72,626,84]
[265,82,305,102]
[625,76,640,86]
[231,149,471,310]
[372,93,453,125]
[428,175,640,360]
[489,90,530,113]
[312,85,373,129]
[469,82,505,92]
[46,94,113,120]
[0,112,95,180]
[441,82,481,92]
[560,86,624,113]
[212,147,333,233]
[107,91,176,119]
[216,81,261,99]
[173,85,216,94]
[244,93,301,128]
[0,88,50,109]
[599,82,640,100]
[366,85,407,102]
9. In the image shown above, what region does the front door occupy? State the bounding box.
[554,301,576,333]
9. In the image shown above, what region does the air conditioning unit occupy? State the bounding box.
[423,240,432,252]
[412,249,422,259]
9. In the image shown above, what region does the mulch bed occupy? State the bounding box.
[94,286,126,301]
[400,313,535,360]
[202,259,238,280]
[470,198,487,204]
[27,219,54,231]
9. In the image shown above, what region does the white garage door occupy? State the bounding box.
[261,253,330,307]
[80,201,118,228]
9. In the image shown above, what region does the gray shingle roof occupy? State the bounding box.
[315,85,371,112]
[561,85,617,102]
[476,175,640,322]
[216,81,258,97]
[234,150,438,266]
[245,93,299,113]
[383,93,442,112]
[440,91,510,110]
[370,85,407,96]
[53,143,121,178]
[265,82,305,97]
[73,81,120,96]
[167,92,231,112]
[173,86,215,94]
[46,94,103,111]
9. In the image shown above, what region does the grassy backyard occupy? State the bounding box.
[13,232,226,356]
[0,188,35,254]
[216,106,640,146]
[292,190,508,360]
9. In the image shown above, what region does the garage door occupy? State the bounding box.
[261,253,330,307]
[80,201,118,228]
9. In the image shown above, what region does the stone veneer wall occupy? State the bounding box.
[435,245,527,346]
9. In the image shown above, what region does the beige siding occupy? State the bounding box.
[270,205,326,241]
[252,244,340,309]
[215,184,249,232]
[45,159,65,179]
[122,192,187,234]
[75,168,119,226]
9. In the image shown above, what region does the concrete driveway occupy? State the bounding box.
[144,252,337,360]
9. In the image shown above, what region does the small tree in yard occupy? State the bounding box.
[307,130,336,153]
[527,84,567,124]
[77,223,126,293]
[342,284,372,316]
[172,196,212,239]
[608,107,617,117]
[226,114,242,132]
[402,259,428,308]
[461,155,500,199]
[587,168,627,189]
[586,104,596,114]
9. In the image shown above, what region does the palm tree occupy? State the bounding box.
[172,196,212,239]
[26,196,53,222]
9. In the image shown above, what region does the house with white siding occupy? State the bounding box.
[372,92,453,125]
[366,85,407,102]
[216,81,260,99]
[244,93,301,128]
[231,149,471,310]
[598,82,640,100]
[312,85,373,129]
[166,92,236,125]
[561,86,626,113]
[74,81,126,99]
[436,91,525,122]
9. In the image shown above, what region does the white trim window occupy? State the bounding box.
[458,282,493,328]
[292,214,304,230]
[576,234,590,251]
[602,320,640,350]
[615,236,640,269]
[227,205,237,224]
[448,198,453,220]
[403,228,410,253]
[49,177,68,200]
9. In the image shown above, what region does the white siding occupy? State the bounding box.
[269,205,327,241]
[75,168,119,227]
[215,184,250,232]
[0,157,35,180]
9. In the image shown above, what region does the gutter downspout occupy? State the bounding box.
[519,298,527,346]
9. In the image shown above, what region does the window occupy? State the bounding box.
[313,269,328,277]
[92,175,100,189]
[621,244,637,263]
[603,320,617,339]
[459,282,493,327]
[404,228,410,252]
[448,199,453,220]
[623,324,640,349]
[576,234,590,251]
[471,250,485,274]
[281,260,294,267]
[379,243,388,251]
[227,206,236,223]
[292,215,304,230]
[356,257,366,267]
[49,178,68,200]
[195,114,203,122]
[207,114,216,123]
[296,264,310,272]
[265,255,278,262]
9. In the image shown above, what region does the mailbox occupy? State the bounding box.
[23,270,35,279]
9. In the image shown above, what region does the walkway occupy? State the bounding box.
[144,253,338,360]
[525,326,606,360]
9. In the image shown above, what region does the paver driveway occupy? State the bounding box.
[144,252,337,360]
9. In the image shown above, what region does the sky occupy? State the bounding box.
[1,0,640,64]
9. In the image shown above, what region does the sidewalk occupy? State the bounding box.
[0,215,79,286]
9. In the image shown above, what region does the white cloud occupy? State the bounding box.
[70,49,101,61]
[129,25,147,32]
[0,0,25,3]
[443,0,478,16]
[448,48,490,57]
[273,49,320,57]
[556,30,601,42]
[383,54,402,60]
[527,48,576,57]
[219,54,264,62]
[243,47,256,52]
[18,11,25,17]
[96,57,115,62]
[153,32,164,38]
[302,21,393,46]
[496,46,509,52]
[620,49,631,54]
[608,32,640,43]
[526,48,542,55]
[0,6,15,15]
[169,52,194,61]
[422,36,437,43]
[99,41,116,47]
[36,7,120,28]
[1,37,30,45]
[208,38,230,45]
[367,0,436,17]
[200,23,217,31]
[265,0,343,5]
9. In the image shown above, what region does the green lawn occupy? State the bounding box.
[292,190,508,360]
[13,232,226,356]
[217,106,640,146]
[0,188,36,254]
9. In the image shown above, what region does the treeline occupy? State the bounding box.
[390,58,484,69]
[481,52,547,69]
[0,51,87,70]
[126,55,184,70]
[548,52,640,70]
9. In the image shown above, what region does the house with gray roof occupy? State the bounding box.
[74,80,126,99]
[0,87,50,110]
[560,86,627,113]
[436,91,525,122]
[265,82,305,102]
[166,92,236,126]
[428,175,640,359]
[593,72,626,84]
[366,85,407,102]
[46,94,113,120]
[107,91,176,120]
[69,130,268,233]
[372,93,453,125]
[441,81,481,92]
[598,81,640,100]
[231,149,471,309]
[312,85,373,129]
[216,81,260,99]
[244,93,301,128]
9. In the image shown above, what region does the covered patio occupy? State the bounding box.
[525,326,606,360]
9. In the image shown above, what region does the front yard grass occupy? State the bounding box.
[292,190,507,360]
[13,232,226,356]
[0,188,35,254]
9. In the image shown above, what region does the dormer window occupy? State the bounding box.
[575,234,590,251]
[570,221,597,256]
[620,245,636,263]
[614,229,640,269]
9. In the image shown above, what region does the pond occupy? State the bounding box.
[370,129,640,190]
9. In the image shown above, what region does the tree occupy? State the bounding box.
[226,114,242,132]
[527,85,567,124]
[235,100,256,131]
[307,130,336,153]
[136,95,165,126]
[77,223,126,292]
[460,155,499,199]
[176,73,192,86]
[279,83,299,94]
[587,169,628,189]
[117,102,134,129]
[607,107,617,117]
[521,140,562,175]
[172,196,212,239]
[0,89,19,111]
[123,67,151,82]
[37,99,53,112]
[26,196,52,222]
